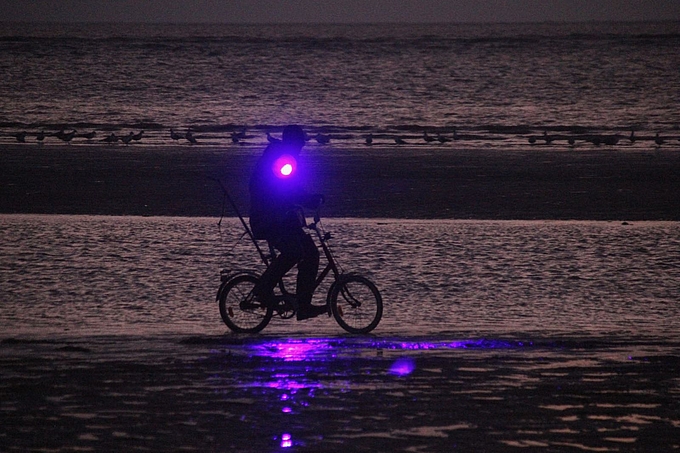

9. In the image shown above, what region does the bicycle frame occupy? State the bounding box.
[216,180,340,300]
[259,212,341,304]
[216,181,383,333]
[307,218,341,292]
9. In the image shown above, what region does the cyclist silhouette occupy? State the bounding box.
[249,125,327,320]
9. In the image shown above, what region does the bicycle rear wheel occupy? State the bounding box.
[219,274,273,333]
[330,274,382,334]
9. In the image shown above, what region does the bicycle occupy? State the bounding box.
[215,186,383,334]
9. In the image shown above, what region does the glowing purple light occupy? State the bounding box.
[272,154,297,179]
[389,357,416,376]
[281,433,293,448]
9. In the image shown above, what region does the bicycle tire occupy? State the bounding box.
[219,274,273,333]
[329,274,382,334]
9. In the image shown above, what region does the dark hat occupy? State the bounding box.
[282,125,306,147]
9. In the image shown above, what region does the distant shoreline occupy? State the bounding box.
[1,144,679,220]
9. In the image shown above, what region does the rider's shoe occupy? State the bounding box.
[296,304,328,321]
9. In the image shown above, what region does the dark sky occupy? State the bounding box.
[1,0,679,23]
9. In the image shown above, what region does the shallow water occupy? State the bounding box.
[2,215,680,451]
[1,22,679,149]
[1,215,678,340]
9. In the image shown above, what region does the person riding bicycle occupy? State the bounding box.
[249,125,328,321]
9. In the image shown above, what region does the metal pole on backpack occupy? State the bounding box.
[213,178,270,265]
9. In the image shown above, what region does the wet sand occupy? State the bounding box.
[2,335,679,452]
[2,144,680,451]
[1,144,679,219]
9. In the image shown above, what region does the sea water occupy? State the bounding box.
[1,22,679,148]
[1,215,678,340]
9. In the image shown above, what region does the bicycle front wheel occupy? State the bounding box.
[330,274,382,334]
[219,274,273,333]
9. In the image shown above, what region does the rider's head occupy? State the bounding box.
[282,125,306,153]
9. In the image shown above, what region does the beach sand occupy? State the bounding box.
[2,143,680,451]
[2,335,679,452]
[1,143,679,220]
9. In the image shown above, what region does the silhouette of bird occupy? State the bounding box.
[394,137,407,145]
[78,131,96,140]
[437,134,451,143]
[315,133,330,145]
[423,131,436,143]
[234,128,247,140]
[132,130,144,141]
[59,129,77,144]
[568,137,576,147]
[655,133,664,147]
[36,130,46,144]
[267,132,281,144]
[185,128,197,144]
[170,128,182,141]
[230,132,240,144]
[543,130,553,145]
[528,136,537,145]
[102,133,118,144]
[15,131,27,143]
[121,132,135,145]
[603,135,619,146]
[54,128,69,140]
[590,136,602,147]
[365,134,373,146]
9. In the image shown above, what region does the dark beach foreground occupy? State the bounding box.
[1,143,679,220]
[1,335,679,452]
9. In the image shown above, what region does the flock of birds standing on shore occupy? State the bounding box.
[5,127,678,148]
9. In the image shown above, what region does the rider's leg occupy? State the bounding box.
[293,232,326,320]
[253,227,302,301]
[295,233,320,307]
[254,252,296,300]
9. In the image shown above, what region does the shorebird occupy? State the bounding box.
[132,130,144,141]
[603,135,619,146]
[394,136,407,145]
[234,128,247,140]
[590,136,602,147]
[15,131,27,143]
[365,134,373,146]
[36,130,46,144]
[528,136,537,145]
[102,133,118,144]
[267,132,281,144]
[55,128,75,142]
[655,133,664,147]
[568,137,576,147]
[437,134,451,143]
[170,128,182,141]
[423,131,436,143]
[543,130,553,145]
[78,131,96,140]
[185,128,197,144]
[59,129,77,144]
[315,133,330,145]
[230,132,240,144]
[121,132,135,145]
